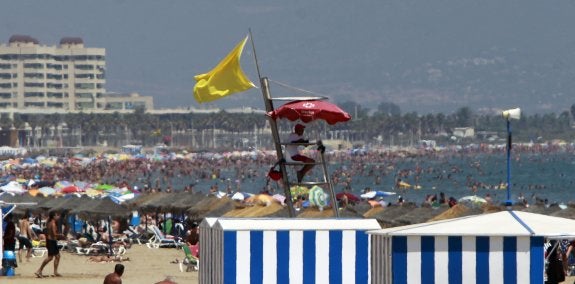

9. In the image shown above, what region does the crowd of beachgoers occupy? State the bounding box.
[1,142,574,194]
[0,141,573,205]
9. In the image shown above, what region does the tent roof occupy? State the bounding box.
[214,218,380,231]
[368,210,575,237]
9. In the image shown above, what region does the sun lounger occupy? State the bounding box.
[146,225,181,249]
[179,245,199,272]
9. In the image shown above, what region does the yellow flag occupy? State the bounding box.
[193,36,255,103]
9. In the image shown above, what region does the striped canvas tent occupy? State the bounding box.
[200,218,380,284]
[368,210,575,284]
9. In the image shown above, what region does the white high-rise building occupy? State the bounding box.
[0,35,153,113]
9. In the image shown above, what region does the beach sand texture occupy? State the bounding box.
[2,244,198,283]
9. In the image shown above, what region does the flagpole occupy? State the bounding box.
[248,28,263,83]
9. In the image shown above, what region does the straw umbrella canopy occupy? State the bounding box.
[74,197,130,218]
[39,196,70,212]
[169,192,206,212]
[53,195,94,212]
[391,205,450,226]
[187,195,235,219]
[125,192,164,211]
[134,193,172,213]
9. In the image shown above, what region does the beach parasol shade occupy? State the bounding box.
[267,100,351,125]
[308,185,328,208]
[61,185,79,194]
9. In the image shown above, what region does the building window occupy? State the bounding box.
[24,92,45,98]
[0,64,11,69]
[46,64,63,70]
[75,74,95,79]
[74,64,94,70]
[47,102,64,108]
[0,54,18,60]
[75,83,95,89]
[76,102,94,109]
[75,93,93,98]
[0,73,12,79]
[24,102,45,107]
[24,63,44,69]
[47,74,63,80]
[0,83,12,89]
[25,82,45,88]
[47,92,64,98]
[105,102,123,110]
[0,93,11,99]
[47,83,63,89]
[24,73,44,79]
[124,101,146,110]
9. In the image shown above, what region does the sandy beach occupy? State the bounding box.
[2,244,198,283]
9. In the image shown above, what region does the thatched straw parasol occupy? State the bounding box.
[392,205,450,226]
[224,202,286,217]
[187,196,235,219]
[76,197,130,218]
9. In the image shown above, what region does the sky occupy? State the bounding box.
[1,0,574,115]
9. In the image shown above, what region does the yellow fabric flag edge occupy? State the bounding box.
[193,36,256,104]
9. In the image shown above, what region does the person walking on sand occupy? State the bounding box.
[18,211,35,262]
[35,211,63,278]
[104,263,124,284]
[286,124,315,182]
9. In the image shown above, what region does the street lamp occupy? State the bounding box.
[502,107,521,207]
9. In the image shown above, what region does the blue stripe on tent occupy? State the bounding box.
[530,237,544,284]
[277,231,290,284]
[476,237,490,284]
[303,231,316,284]
[392,236,408,284]
[503,237,517,284]
[329,231,343,284]
[448,236,463,284]
[223,231,237,284]
[250,230,264,284]
[355,230,369,284]
[421,236,435,284]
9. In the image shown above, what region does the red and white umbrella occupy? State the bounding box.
[267,100,351,125]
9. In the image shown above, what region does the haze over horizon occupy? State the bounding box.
[1,0,574,115]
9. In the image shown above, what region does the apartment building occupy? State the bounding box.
[0,35,153,114]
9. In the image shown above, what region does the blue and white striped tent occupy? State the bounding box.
[199,218,380,284]
[368,210,575,284]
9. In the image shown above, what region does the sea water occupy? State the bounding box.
[132,152,575,205]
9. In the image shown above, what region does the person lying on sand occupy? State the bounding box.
[88,255,130,263]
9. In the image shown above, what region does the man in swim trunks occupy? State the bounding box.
[35,211,63,278]
[18,211,35,262]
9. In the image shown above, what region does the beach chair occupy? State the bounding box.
[146,225,180,249]
[31,240,47,258]
[179,245,199,272]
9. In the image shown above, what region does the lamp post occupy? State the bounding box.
[502,108,521,208]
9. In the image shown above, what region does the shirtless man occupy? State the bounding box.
[18,212,35,262]
[35,211,63,278]
[104,264,124,284]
